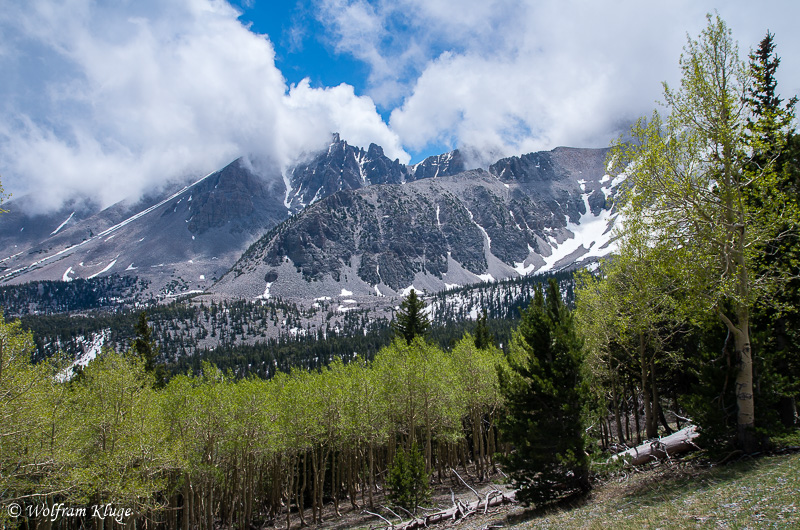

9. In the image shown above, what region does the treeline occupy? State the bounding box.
[429,268,578,323]
[17,271,574,376]
[178,314,519,379]
[0,275,149,315]
[0,313,508,529]
[17,296,382,363]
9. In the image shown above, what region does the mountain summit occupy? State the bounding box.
[0,137,620,300]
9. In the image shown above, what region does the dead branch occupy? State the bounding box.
[609,425,700,466]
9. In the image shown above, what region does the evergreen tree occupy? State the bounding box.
[473,310,494,350]
[385,442,431,514]
[743,32,800,431]
[132,311,166,387]
[392,289,430,344]
[498,279,589,506]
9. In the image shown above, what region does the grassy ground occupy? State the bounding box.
[511,450,800,529]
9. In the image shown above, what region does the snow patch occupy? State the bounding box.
[513,245,539,276]
[165,290,204,298]
[464,206,491,250]
[340,288,353,296]
[611,172,627,187]
[401,285,419,297]
[57,331,108,382]
[256,282,273,300]
[62,267,74,282]
[51,212,75,235]
[87,259,117,279]
[540,193,615,272]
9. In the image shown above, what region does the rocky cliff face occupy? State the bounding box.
[216,146,620,301]
[284,133,466,211]
[0,135,618,303]
[0,159,289,295]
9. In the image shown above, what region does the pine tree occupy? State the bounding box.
[133,311,166,387]
[392,289,430,344]
[498,279,589,506]
[743,32,800,431]
[386,442,431,514]
[473,310,494,350]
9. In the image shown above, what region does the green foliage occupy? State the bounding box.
[386,442,431,514]
[473,310,494,350]
[742,32,800,435]
[676,322,739,452]
[132,311,167,387]
[498,279,589,506]
[392,289,430,343]
[608,14,800,452]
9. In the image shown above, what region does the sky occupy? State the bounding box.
[1,0,798,212]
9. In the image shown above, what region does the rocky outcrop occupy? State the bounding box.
[219,146,620,299]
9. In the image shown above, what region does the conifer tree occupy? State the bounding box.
[392,289,430,344]
[498,279,589,506]
[743,32,800,430]
[133,311,166,387]
[386,442,431,514]
[473,310,494,350]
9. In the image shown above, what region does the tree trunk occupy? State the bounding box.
[640,334,657,439]
[613,372,626,445]
[734,325,757,452]
[610,425,700,465]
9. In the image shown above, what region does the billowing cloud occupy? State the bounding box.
[0,0,407,212]
[285,80,408,163]
[3,0,799,212]
[315,0,800,161]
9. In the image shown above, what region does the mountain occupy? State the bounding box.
[283,133,466,211]
[0,135,467,297]
[215,146,620,301]
[0,159,288,296]
[0,135,619,304]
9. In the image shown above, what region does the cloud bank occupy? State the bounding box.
[0,0,407,212]
[315,0,800,159]
[2,0,799,212]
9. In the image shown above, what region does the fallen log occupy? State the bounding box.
[609,425,700,466]
[372,489,517,530]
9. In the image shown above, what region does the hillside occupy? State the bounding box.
[344,451,800,530]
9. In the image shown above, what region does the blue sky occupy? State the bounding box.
[230,1,370,94]
[1,0,799,211]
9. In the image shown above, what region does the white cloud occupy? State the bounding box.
[316,0,800,161]
[0,0,406,212]
[2,0,799,212]
[286,80,409,163]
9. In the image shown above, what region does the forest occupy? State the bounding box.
[1,14,799,530]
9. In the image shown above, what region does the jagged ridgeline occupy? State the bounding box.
[0,135,614,298]
[17,270,577,376]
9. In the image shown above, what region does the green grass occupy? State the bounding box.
[515,451,800,529]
